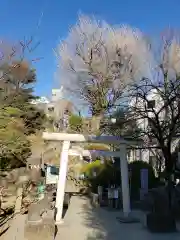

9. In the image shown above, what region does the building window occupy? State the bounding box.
[48,107,54,112]
[149,155,156,166]
[147,100,155,109]
[64,109,69,115]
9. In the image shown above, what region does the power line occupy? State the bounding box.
[27,0,50,61]
[35,0,49,34]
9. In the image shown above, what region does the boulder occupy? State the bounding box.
[27,195,51,223]
[146,213,176,233]
[24,220,55,240]
[142,186,169,213]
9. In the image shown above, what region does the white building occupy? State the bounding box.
[51,87,64,102]
[31,96,50,105]
[129,88,179,166]
[31,96,50,112]
[31,87,75,131]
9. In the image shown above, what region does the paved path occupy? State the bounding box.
[1,214,26,240]
[65,179,78,193]
[55,195,180,240]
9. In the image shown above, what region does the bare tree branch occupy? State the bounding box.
[56,14,151,116]
[128,30,180,174]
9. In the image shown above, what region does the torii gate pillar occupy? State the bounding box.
[119,144,131,217]
[55,141,70,224]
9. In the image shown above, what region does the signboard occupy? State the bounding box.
[46,165,59,185]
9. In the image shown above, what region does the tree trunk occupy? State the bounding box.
[163,148,174,212]
[91,114,103,135]
[162,145,173,175]
[157,156,163,180]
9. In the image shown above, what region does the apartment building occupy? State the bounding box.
[32,88,74,131]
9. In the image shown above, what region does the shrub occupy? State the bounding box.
[0,107,31,169]
[81,160,103,178]
[81,160,121,193]
[69,114,83,132]
[82,159,157,197]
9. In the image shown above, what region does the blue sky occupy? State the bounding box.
[1,0,180,98]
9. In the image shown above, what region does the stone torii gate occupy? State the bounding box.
[43,132,136,224]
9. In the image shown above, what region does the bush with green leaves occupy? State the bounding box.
[0,107,31,169]
[81,160,103,178]
[81,160,121,193]
[69,114,83,133]
[0,60,46,170]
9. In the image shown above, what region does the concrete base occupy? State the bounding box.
[24,221,55,240]
[90,193,99,207]
[116,212,140,223]
[26,219,43,224]
[55,219,64,225]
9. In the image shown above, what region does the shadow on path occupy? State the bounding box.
[81,196,180,240]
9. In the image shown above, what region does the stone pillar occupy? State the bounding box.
[14,186,23,214]
[120,144,131,217]
[55,140,70,224]
[14,175,29,214]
